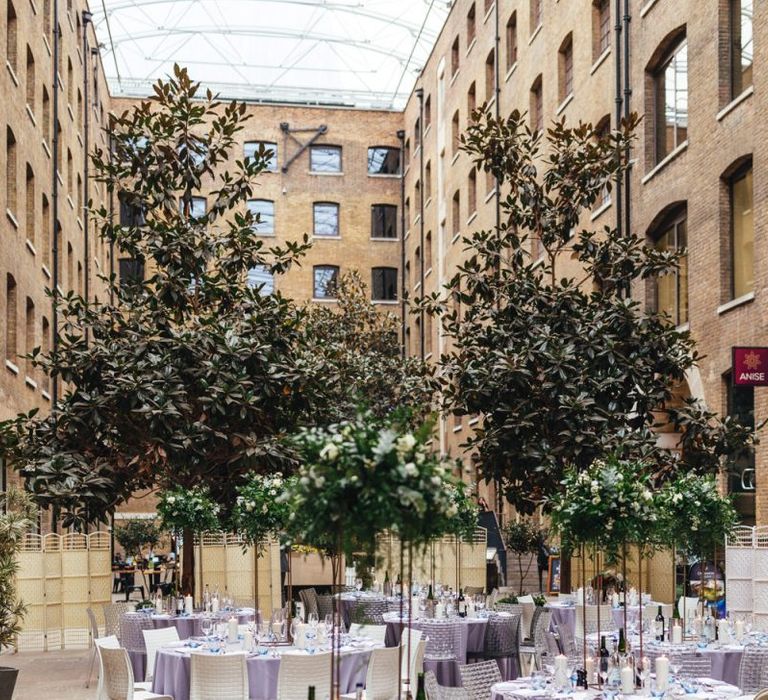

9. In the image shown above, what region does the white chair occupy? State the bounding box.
[277,651,332,700]
[86,607,103,688]
[400,629,424,683]
[190,651,249,700]
[348,623,388,645]
[95,635,120,700]
[142,626,180,682]
[98,646,173,700]
[517,595,535,639]
[342,645,400,700]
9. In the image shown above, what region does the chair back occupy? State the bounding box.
[532,610,552,663]
[494,603,522,617]
[400,630,424,685]
[483,613,520,659]
[458,660,502,700]
[87,607,101,641]
[418,621,462,661]
[189,652,248,700]
[142,625,180,682]
[95,636,120,700]
[519,600,535,639]
[424,670,441,700]
[348,623,387,645]
[670,653,711,676]
[544,631,561,657]
[365,645,401,700]
[99,646,135,700]
[350,599,388,625]
[317,594,333,621]
[102,602,133,641]
[119,614,153,654]
[555,622,576,657]
[277,651,332,700]
[298,588,319,621]
[738,647,768,693]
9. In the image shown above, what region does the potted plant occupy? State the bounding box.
[503,519,547,595]
[0,487,37,699]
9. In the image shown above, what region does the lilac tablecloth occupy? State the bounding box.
[386,616,518,686]
[546,603,655,635]
[640,642,744,685]
[152,646,371,700]
[122,610,256,680]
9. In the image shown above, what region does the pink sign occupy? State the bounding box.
[732,347,768,386]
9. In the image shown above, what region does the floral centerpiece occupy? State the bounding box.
[549,456,660,559]
[230,472,292,551]
[281,413,477,555]
[656,472,738,556]
[157,485,221,535]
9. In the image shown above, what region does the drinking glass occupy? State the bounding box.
[308,612,318,627]
[201,615,213,639]
[355,577,363,593]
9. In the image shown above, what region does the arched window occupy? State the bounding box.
[649,30,687,164]
[648,203,688,326]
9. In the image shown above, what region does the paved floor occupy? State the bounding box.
[8,649,97,700]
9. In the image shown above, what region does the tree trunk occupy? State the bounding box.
[182,527,195,597]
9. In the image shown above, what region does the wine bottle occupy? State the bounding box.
[307,686,315,700]
[355,682,364,700]
[654,605,665,642]
[457,588,466,618]
[617,627,627,654]
[427,584,434,601]
[599,635,609,673]
[415,672,427,700]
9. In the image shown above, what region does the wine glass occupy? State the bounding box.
[355,577,363,593]
[308,612,318,627]
[669,660,681,681]
[201,615,213,640]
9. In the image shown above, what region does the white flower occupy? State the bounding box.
[320,443,340,462]
[642,489,653,501]
[314,475,326,488]
[672,493,683,504]
[404,462,418,477]
[262,504,268,514]
[431,476,442,487]
[166,496,176,504]
[446,504,458,518]
[396,434,417,453]
[592,496,601,505]
[245,502,254,513]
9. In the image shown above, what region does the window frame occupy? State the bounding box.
[247,198,275,235]
[246,265,275,295]
[309,145,342,174]
[313,201,340,238]
[729,0,753,100]
[371,267,398,302]
[367,146,401,176]
[313,265,340,300]
[729,162,754,300]
[653,39,688,164]
[244,141,278,173]
[650,209,688,326]
[371,204,398,240]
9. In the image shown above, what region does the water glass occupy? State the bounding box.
[355,577,363,592]
[201,616,213,639]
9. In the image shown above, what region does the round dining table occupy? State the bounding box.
[151,641,374,700]
[545,601,665,636]
[121,609,257,680]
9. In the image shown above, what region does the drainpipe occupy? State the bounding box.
[82,10,92,343]
[494,0,501,241]
[397,129,406,358]
[622,0,632,248]
[51,0,61,414]
[415,88,425,361]
[613,0,624,282]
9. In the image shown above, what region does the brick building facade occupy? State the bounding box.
[2,0,766,527]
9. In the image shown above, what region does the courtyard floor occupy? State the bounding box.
[8,648,96,700]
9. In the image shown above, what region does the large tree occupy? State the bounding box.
[301,270,436,426]
[0,66,313,593]
[420,109,755,515]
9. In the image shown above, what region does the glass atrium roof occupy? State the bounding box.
[92,0,451,109]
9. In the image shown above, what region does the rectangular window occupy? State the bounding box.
[25,165,34,245]
[531,77,543,132]
[244,141,278,172]
[653,214,688,326]
[485,50,495,102]
[452,111,460,156]
[726,377,755,524]
[506,12,518,69]
[178,196,206,219]
[119,192,145,227]
[467,3,476,45]
[247,199,275,234]
[424,95,432,131]
[314,265,339,299]
[310,146,342,173]
[560,35,574,101]
[425,162,432,201]
[467,82,476,117]
[530,0,542,33]
[26,46,35,111]
[468,169,477,216]
[313,202,340,237]
[6,1,17,74]
[371,204,397,239]
[247,265,274,295]
[6,127,17,216]
[730,0,753,98]
[5,274,17,363]
[731,166,754,298]
[118,258,145,287]
[452,36,460,76]
[596,0,611,57]
[425,231,432,272]
[372,267,398,301]
[367,147,400,175]
[655,41,688,163]
[452,191,461,238]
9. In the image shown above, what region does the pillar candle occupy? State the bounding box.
[656,655,669,691]
[272,621,283,639]
[435,602,444,619]
[621,666,634,694]
[717,619,730,642]
[228,617,238,643]
[671,623,682,645]
[184,595,193,615]
[211,597,219,614]
[585,657,595,684]
[735,619,745,641]
[243,630,253,651]
[554,654,568,687]
[295,622,306,649]
[155,596,163,614]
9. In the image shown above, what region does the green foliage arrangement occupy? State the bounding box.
[281,413,478,557]
[157,486,221,535]
[656,473,738,556]
[417,108,755,515]
[0,488,37,650]
[549,457,660,559]
[114,519,162,561]
[230,472,292,552]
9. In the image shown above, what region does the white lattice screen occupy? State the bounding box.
[374,528,487,591]
[725,526,768,630]
[16,532,112,652]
